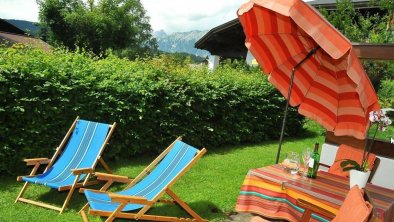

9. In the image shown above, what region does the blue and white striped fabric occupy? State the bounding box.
[22,120,110,189]
[84,140,199,212]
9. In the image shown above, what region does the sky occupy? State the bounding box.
[0,0,246,33]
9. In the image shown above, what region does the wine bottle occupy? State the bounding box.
[307,143,320,178]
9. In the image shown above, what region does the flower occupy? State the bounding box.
[341,108,392,172]
[369,108,393,131]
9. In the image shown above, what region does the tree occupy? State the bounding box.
[38,0,158,58]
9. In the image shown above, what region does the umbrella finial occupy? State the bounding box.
[238,1,254,15]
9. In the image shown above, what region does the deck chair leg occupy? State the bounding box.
[106,203,126,222]
[60,175,80,214]
[166,188,205,222]
[99,158,112,174]
[79,203,90,222]
[15,182,30,203]
[16,161,42,203]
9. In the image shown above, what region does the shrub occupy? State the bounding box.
[378,79,394,108]
[0,45,304,175]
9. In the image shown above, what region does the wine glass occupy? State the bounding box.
[302,148,312,177]
[284,152,300,175]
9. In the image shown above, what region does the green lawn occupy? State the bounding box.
[0,123,325,222]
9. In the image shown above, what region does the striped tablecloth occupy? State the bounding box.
[235,165,394,222]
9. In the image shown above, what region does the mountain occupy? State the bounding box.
[153,30,210,57]
[6,19,40,36]
[5,19,210,58]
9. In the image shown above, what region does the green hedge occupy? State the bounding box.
[378,79,394,108]
[0,45,304,175]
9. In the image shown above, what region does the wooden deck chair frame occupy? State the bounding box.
[79,137,208,222]
[15,116,116,213]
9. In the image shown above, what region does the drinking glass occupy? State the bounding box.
[284,152,300,175]
[302,148,312,176]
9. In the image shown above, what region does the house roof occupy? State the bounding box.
[0,19,27,35]
[0,19,51,51]
[0,31,51,51]
[194,19,247,59]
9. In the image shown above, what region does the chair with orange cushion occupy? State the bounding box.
[328,144,376,177]
[296,185,373,222]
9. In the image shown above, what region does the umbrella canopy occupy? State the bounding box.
[237,0,379,141]
[238,0,380,163]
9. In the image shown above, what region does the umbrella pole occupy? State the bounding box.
[275,47,319,164]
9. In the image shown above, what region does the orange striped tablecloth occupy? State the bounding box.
[235,165,394,222]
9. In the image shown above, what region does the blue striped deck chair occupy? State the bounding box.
[79,137,207,222]
[15,116,116,213]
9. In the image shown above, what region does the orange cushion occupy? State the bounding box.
[328,144,376,177]
[332,185,372,222]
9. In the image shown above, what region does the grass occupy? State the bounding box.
[373,125,393,142]
[0,122,325,222]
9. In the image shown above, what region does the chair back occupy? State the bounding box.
[328,144,376,177]
[119,140,199,201]
[38,120,111,184]
[332,185,373,222]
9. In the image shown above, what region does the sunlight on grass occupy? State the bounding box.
[0,121,325,221]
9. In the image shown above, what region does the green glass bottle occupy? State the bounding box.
[307,143,320,178]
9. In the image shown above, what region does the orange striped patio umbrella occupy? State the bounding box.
[237,0,380,163]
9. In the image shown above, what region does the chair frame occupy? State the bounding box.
[15,116,116,213]
[79,137,207,222]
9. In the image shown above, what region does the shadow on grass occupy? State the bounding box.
[10,180,104,212]
[84,200,223,222]
[202,139,278,156]
[145,200,224,221]
[6,179,224,220]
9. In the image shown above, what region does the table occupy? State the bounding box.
[235,165,394,222]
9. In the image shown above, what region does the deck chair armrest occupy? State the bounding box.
[71,168,94,175]
[108,193,153,205]
[94,172,131,183]
[16,175,41,181]
[79,188,107,194]
[296,199,336,220]
[23,158,50,166]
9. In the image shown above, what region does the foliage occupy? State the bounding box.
[0,46,304,175]
[340,159,366,171]
[37,0,157,59]
[375,81,394,141]
[157,51,206,64]
[378,79,394,108]
[319,0,394,89]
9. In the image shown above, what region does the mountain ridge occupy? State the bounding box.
[5,19,40,36]
[4,19,210,57]
[153,30,210,57]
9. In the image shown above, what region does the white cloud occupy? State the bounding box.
[0,0,39,22]
[0,0,247,33]
[138,0,246,33]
